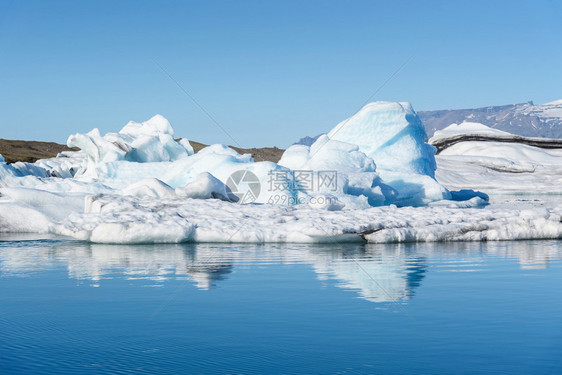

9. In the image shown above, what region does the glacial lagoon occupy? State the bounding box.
[1,236,561,374]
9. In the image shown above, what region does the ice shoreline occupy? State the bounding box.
[43,193,562,244]
[2,189,562,245]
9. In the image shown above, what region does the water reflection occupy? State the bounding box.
[307,246,428,303]
[1,236,561,304]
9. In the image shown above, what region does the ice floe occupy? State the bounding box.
[1,192,557,244]
[2,104,562,244]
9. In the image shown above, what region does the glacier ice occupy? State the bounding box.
[328,102,436,176]
[0,104,454,207]
[67,114,194,179]
[2,105,559,244]
[46,194,562,243]
[123,178,177,199]
[279,134,395,208]
[326,102,451,205]
[175,172,236,202]
[69,114,192,164]
[431,122,562,193]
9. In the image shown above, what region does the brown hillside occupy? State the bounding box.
[0,139,78,164]
[0,139,285,164]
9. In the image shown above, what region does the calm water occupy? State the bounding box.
[1,235,561,374]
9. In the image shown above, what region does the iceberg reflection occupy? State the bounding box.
[1,237,560,303]
[307,245,427,303]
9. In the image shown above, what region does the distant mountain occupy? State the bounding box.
[293,134,324,146]
[418,100,562,139]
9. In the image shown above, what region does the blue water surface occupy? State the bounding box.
[1,236,561,374]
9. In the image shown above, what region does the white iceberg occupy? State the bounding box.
[68,114,192,165]
[5,106,559,245]
[279,134,395,208]
[327,102,451,205]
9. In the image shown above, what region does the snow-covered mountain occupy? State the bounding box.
[419,100,562,138]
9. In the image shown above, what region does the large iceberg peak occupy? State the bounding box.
[328,101,435,176]
[327,101,449,205]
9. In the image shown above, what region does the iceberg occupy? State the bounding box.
[326,102,451,205]
[67,114,194,178]
[5,106,559,245]
[70,114,193,164]
[279,134,396,208]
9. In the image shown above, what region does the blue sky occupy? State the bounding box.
[1,0,560,147]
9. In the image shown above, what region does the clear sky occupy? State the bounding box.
[1,0,560,147]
